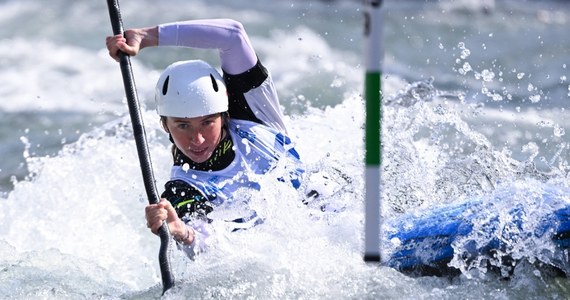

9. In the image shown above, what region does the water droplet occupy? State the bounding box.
[522,142,539,157]
[462,62,472,73]
[458,42,470,59]
[553,124,565,137]
[529,94,541,103]
[517,73,525,79]
[481,69,495,82]
[461,49,470,59]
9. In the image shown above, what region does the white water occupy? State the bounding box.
[1,0,570,298]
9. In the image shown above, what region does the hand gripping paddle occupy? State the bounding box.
[105,0,175,294]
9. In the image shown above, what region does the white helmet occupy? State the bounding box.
[155,60,228,118]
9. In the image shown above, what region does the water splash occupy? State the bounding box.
[447,180,570,279]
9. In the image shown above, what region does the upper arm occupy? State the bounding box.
[158,19,257,74]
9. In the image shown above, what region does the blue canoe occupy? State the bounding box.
[384,184,570,277]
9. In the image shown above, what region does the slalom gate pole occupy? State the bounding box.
[363,0,384,263]
[105,0,175,293]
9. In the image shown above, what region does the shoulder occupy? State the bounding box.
[224,61,287,132]
[223,60,269,95]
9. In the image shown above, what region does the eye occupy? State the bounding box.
[202,120,214,127]
[177,123,189,130]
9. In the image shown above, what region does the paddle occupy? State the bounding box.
[105,0,175,294]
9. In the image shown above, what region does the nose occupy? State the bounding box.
[189,131,204,145]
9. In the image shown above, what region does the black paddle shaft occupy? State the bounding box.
[105,0,175,294]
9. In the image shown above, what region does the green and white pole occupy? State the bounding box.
[363,0,383,263]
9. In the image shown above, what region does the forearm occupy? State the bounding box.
[157,19,258,74]
[138,26,159,50]
[178,219,212,259]
[172,221,195,245]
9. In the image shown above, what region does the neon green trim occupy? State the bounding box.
[175,199,195,209]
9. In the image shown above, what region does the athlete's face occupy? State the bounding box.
[165,113,224,163]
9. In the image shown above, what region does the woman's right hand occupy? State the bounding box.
[105,27,158,61]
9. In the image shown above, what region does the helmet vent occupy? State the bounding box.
[210,74,219,92]
[162,76,170,95]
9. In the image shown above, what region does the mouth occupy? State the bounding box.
[185,145,215,163]
[189,147,208,156]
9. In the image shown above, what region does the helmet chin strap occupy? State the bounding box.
[217,128,224,146]
[218,112,230,145]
